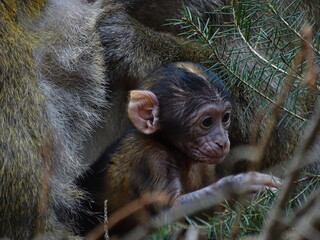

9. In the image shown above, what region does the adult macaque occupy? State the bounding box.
[77,62,281,236]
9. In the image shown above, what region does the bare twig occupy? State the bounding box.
[288,189,320,228]
[249,47,303,170]
[261,26,320,240]
[120,187,237,240]
[85,192,169,240]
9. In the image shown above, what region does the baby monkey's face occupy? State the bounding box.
[182,99,232,164]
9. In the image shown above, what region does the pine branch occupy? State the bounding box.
[177,10,308,123]
[231,0,302,81]
[266,0,320,56]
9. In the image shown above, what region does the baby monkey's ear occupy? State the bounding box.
[128,90,160,134]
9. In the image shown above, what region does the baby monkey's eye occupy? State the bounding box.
[201,116,213,128]
[222,112,231,123]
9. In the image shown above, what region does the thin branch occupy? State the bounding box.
[120,187,240,240]
[288,189,320,227]
[85,192,169,240]
[252,48,304,168]
[262,86,320,240]
[261,26,320,240]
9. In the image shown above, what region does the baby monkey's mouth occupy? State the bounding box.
[191,148,228,164]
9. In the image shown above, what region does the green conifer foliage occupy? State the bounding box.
[172,0,319,131]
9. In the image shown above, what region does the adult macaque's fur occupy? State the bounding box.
[1,0,105,238]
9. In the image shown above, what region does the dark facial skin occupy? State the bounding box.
[184,101,232,164]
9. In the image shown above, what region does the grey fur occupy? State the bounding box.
[33,0,107,231]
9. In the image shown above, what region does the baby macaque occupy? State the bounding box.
[77,62,281,236]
